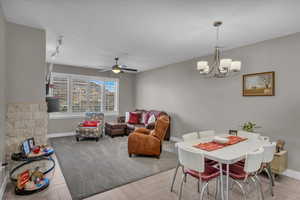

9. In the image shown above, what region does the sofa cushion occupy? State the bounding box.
[140,112,148,124]
[127,123,145,130]
[128,112,141,124]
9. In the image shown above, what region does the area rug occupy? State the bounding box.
[50,136,177,200]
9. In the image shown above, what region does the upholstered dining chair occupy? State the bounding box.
[171,132,198,192]
[171,131,218,193]
[262,142,276,196]
[224,148,265,200]
[177,144,220,200]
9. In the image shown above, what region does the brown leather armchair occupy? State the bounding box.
[128,115,170,158]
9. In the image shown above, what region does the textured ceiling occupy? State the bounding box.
[1,0,300,71]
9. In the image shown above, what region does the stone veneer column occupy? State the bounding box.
[5,102,48,160]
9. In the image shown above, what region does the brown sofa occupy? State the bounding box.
[128,115,170,158]
[118,109,171,140]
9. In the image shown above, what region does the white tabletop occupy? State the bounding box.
[176,134,270,164]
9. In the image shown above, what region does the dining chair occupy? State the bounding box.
[235,136,271,168]
[171,132,198,192]
[261,142,276,196]
[177,145,220,200]
[238,130,260,139]
[199,130,215,138]
[224,148,265,200]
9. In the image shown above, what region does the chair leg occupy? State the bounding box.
[198,179,200,193]
[215,178,219,199]
[200,182,209,200]
[171,162,181,192]
[207,184,210,197]
[267,165,275,186]
[178,174,185,200]
[264,168,274,196]
[232,180,246,200]
[254,175,264,200]
[181,166,187,183]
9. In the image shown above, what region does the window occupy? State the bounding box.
[104,81,117,112]
[52,76,68,112]
[51,73,118,117]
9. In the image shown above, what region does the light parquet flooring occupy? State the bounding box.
[4,155,300,200]
[85,169,300,200]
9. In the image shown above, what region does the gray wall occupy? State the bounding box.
[135,33,300,171]
[6,22,46,103]
[48,64,135,133]
[0,5,7,186]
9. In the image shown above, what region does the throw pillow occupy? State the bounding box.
[128,112,141,124]
[147,114,156,124]
[140,112,148,124]
[82,121,100,127]
[125,112,130,123]
[144,112,152,124]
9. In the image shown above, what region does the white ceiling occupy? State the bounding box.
[1,0,300,71]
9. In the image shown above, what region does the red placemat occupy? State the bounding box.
[193,136,247,151]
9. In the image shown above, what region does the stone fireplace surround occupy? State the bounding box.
[5,102,48,161]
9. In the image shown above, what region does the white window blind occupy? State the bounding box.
[51,73,118,115]
[52,76,68,112]
[87,80,103,112]
[104,81,117,112]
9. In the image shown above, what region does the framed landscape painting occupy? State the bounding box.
[243,71,275,96]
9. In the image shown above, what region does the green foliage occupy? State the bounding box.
[242,121,261,132]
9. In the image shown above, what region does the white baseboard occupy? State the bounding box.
[283,169,300,180]
[0,174,8,200]
[47,132,75,138]
[170,136,182,142]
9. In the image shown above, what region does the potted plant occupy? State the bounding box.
[241,121,261,132]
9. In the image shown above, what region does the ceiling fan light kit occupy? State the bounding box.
[108,57,138,74]
[196,21,241,78]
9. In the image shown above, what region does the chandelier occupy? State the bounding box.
[197,21,241,78]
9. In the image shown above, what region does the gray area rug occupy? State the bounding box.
[50,136,177,200]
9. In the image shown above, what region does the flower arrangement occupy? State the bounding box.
[242,122,261,132]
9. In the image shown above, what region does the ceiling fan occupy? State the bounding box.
[98,57,138,74]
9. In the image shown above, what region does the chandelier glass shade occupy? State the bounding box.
[197,21,241,78]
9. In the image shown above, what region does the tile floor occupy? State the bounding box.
[4,154,300,200]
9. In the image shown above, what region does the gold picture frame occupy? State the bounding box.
[243,71,275,96]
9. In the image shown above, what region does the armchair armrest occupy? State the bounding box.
[118,116,125,123]
[135,128,151,135]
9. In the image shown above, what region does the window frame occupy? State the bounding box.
[49,72,119,119]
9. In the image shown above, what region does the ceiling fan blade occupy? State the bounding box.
[121,68,138,72]
[98,67,112,73]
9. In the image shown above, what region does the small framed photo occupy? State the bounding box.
[243,71,275,96]
[21,140,31,155]
[27,138,35,150]
[229,130,238,136]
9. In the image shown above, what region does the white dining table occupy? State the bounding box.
[176,134,269,200]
